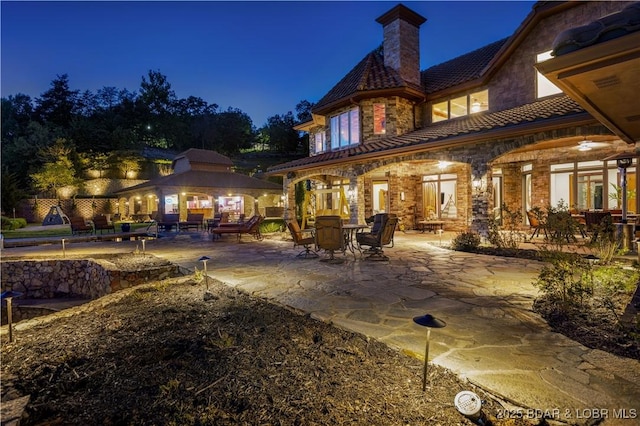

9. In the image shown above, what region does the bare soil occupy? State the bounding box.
[0,255,542,426]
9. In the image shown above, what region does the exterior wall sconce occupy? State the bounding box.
[400,192,405,201]
[472,178,486,194]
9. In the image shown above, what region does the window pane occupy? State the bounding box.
[536,51,562,98]
[550,171,572,208]
[349,108,360,145]
[340,113,349,147]
[373,104,386,134]
[450,96,467,118]
[432,101,448,122]
[470,90,488,113]
[331,116,339,150]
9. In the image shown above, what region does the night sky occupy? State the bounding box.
[1,1,536,126]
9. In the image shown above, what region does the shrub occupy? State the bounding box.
[1,216,27,230]
[260,219,284,234]
[488,203,525,251]
[535,249,592,311]
[451,231,481,252]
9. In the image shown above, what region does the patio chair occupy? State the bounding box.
[356,216,398,261]
[314,215,346,263]
[287,220,318,259]
[93,215,115,234]
[584,211,613,242]
[526,210,547,240]
[70,216,93,235]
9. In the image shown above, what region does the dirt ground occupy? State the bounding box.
[0,255,548,426]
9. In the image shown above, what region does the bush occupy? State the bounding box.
[488,203,525,251]
[260,219,284,234]
[535,249,592,311]
[1,216,27,230]
[451,231,481,252]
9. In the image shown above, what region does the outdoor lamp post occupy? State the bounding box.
[2,290,24,343]
[61,238,67,258]
[198,256,211,291]
[413,314,446,391]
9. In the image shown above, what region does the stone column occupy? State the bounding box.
[470,162,492,239]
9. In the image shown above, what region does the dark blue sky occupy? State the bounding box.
[1,1,536,127]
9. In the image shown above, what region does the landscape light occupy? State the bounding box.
[412,314,446,391]
[1,290,24,343]
[198,256,211,291]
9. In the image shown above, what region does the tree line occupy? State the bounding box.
[1,70,313,211]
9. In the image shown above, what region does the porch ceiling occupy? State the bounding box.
[535,31,640,145]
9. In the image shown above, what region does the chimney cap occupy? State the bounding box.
[376,3,427,28]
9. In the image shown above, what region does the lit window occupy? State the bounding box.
[373,103,386,134]
[330,108,360,150]
[432,101,448,122]
[450,96,467,118]
[536,51,562,98]
[431,90,489,123]
[470,89,488,113]
[314,131,326,153]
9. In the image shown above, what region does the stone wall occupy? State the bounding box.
[1,258,182,299]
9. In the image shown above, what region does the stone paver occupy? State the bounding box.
[2,231,639,425]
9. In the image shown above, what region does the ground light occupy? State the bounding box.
[412,314,446,391]
[198,255,211,294]
[61,238,67,258]
[1,290,24,343]
[454,390,490,425]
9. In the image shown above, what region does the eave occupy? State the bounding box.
[536,31,640,144]
[312,87,426,116]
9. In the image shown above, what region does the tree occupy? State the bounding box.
[2,121,52,190]
[295,100,314,123]
[1,94,35,142]
[1,168,26,215]
[35,74,79,128]
[31,138,79,199]
[209,108,256,155]
[263,112,300,153]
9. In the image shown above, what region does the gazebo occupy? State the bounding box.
[114,149,283,222]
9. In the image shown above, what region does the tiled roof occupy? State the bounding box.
[172,148,234,167]
[313,47,421,112]
[421,38,509,94]
[268,95,587,173]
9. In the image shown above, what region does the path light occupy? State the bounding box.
[413,314,446,391]
[454,390,489,425]
[198,256,211,291]
[1,291,24,343]
[61,238,67,258]
[437,229,444,246]
[141,238,146,255]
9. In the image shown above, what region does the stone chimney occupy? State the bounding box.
[376,4,426,86]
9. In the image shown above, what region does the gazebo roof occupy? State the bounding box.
[114,170,282,196]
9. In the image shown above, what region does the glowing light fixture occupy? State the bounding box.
[578,140,593,151]
[437,161,451,169]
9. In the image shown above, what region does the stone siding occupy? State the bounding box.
[490,2,627,112]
